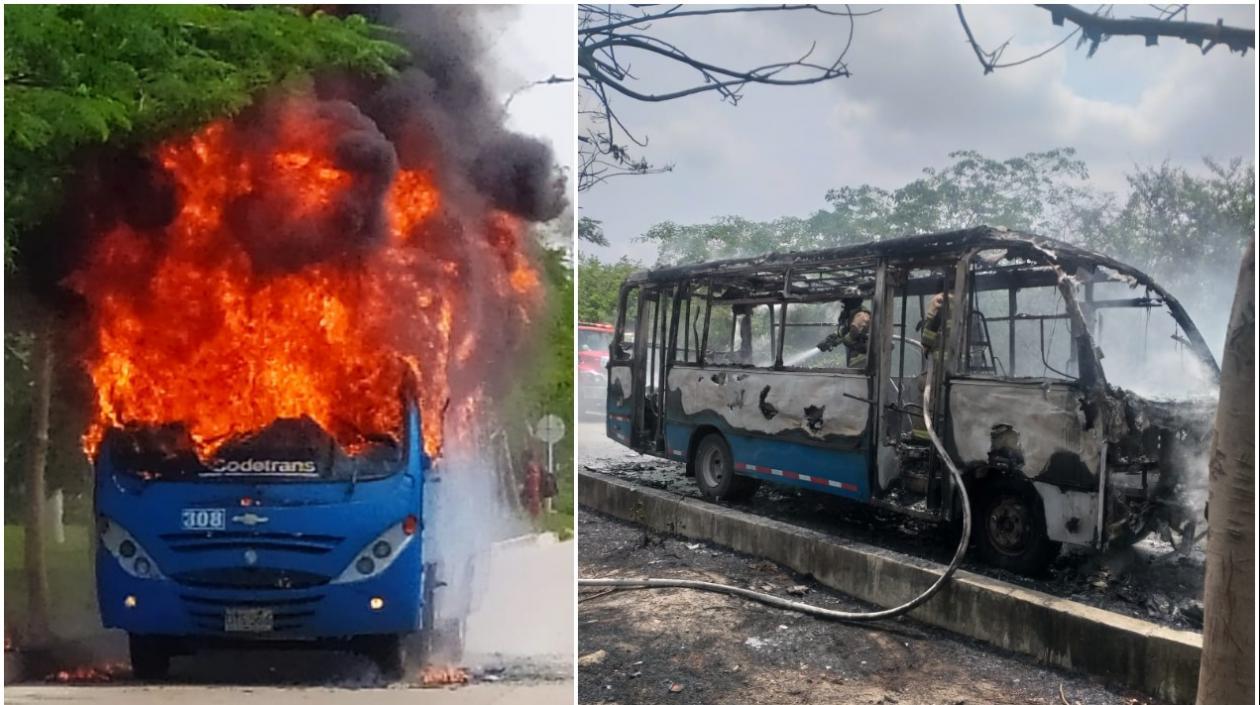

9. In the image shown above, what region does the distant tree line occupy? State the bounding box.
[579,148,1254,325]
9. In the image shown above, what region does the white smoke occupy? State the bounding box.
[423,445,527,629]
[423,443,574,674]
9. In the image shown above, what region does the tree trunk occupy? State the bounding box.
[23,321,55,645]
[1195,239,1255,705]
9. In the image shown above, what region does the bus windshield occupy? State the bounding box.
[1083,278,1218,401]
[100,416,405,482]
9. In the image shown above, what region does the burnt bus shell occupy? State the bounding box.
[606,225,1219,554]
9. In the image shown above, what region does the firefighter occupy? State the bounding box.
[919,292,951,355]
[818,297,871,368]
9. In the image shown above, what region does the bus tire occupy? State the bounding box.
[693,433,758,502]
[364,634,406,681]
[128,634,171,681]
[974,476,1059,576]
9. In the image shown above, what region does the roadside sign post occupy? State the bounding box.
[533,414,566,486]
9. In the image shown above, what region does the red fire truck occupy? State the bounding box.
[578,322,614,416]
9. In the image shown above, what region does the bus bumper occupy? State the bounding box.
[97,543,424,639]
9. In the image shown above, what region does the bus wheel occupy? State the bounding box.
[363,634,406,681]
[694,434,757,502]
[975,476,1059,576]
[128,634,171,681]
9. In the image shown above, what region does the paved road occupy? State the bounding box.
[4,682,572,705]
[577,418,634,467]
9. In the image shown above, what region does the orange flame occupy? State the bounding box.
[46,662,129,683]
[70,100,541,460]
[419,665,470,687]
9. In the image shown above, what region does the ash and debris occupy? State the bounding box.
[580,510,1168,705]
[578,423,1205,632]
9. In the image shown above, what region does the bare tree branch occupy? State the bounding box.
[957,4,1082,74]
[578,4,875,192]
[1037,4,1253,55]
[503,74,574,111]
[958,4,1251,75]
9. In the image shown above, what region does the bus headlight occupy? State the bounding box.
[333,517,416,584]
[99,515,163,580]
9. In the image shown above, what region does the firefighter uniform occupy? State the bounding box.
[818,301,871,368]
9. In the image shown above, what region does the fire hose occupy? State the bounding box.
[578,363,972,621]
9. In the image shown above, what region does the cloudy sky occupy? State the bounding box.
[579,4,1257,263]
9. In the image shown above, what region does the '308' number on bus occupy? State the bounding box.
[181,508,225,531]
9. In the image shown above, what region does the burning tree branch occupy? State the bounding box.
[957,3,1254,75]
[578,4,879,191]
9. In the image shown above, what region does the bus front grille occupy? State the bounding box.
[170,567,331,590]
[160,531,344,555]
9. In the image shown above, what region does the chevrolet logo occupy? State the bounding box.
[232,513,270,527]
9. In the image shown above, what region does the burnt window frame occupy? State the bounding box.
[959,248,1091,383]
[778,260,879,375]
[611,282,640,362]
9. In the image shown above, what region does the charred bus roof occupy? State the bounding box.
[625,225,1219,377]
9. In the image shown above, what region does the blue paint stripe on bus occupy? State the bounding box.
[666,421,869,502]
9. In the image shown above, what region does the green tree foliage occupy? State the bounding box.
[822,148,1095,238]
[579,216,609,246]
[578,253,640,324]
[640,216,821,265]
[1082,159,1255,294]
[639,149,1098,266]
[3,4,406,262]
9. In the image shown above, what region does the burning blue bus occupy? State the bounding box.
[94,392,436,680]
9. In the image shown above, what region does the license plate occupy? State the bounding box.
[224,608,273,633]
[182,508,225,531]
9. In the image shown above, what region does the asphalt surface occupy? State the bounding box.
[579,510,1166,705]
[577,419,1206,631]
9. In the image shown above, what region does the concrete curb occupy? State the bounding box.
[579,470,1202,705]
